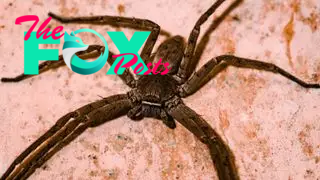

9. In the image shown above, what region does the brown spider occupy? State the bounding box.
[1,0,319,179]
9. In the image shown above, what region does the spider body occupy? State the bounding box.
[127,35,186,123]
[136,75,178,103]
[1,0,319,180]
[130,74,179,129]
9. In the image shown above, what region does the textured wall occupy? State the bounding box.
[0,0,319,179]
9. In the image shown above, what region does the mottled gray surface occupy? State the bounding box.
[0,0,319,179]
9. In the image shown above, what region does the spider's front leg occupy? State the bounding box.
[165,96,239,180]
[187,0,243,76]
[1,94,133,180]
[175,0,226,83]
[1,45,103,83]
[179,55,320,97]
[48,12,169,64]
[1,45,137,88]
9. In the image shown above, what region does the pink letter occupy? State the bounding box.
[143,63,153,75]
[152,58,166,75]
[160,62,172,75]
[112,53,139,74]
[16,15,39,41]
[16,15,64,40]
[36,17,52,39]
[114,57,124,74]
[51,26,64,39]
[133,63,144,74]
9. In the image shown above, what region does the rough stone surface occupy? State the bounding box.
[0,0,319,179]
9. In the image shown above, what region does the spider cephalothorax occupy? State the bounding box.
[1,0,319,180]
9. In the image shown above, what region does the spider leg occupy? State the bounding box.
[20,120,91,180]
[1,94,132,180]
[17,97,133,180]
[22,103,177,179]
[48,12,167,65]
[180,55,320,97]
[175,0,226,83]
[1,45,136,87]
[176,0,243,84]
[106,48,136,87]
[1,45,103,83]
[165,96,239,180]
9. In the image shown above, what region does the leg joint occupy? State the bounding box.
[164,96,183,111]
[127,89,142,105]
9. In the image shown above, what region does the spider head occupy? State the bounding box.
[153,35,185,75]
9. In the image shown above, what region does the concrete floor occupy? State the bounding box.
[0,0,319,179]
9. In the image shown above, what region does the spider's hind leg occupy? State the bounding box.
[1,94,129,180]
[165,97,239,180]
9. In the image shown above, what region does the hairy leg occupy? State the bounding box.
[1,45,103,83]
[17,98,133,180]
[1,45,136,87]
[20,120,91,180]
[180,55,320,97]
[165,96,239,180]
[176,0,243,84]
[1,94,132,180]
[104,47,136,87]
[48,12,166,66]
[175,0,226,83]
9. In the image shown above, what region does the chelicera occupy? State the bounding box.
[1,0,319,179]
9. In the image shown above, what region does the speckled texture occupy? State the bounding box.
[0,0,319,179]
